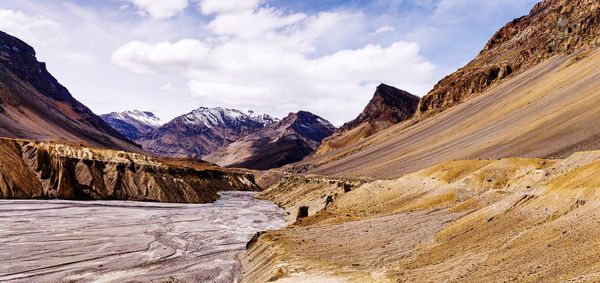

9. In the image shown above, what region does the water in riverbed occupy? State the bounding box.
[0,192,286,282]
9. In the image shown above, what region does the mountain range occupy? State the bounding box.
[135,107,277,158]
[205,111,335,170]
[101,106,337,170]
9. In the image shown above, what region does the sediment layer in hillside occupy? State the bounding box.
[0,138,259,203]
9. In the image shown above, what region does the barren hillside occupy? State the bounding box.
[296,47,600,179]
[242,150,600,282]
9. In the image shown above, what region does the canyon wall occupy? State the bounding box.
[0,138,259,203]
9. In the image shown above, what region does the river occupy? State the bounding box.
[0,192,286,282]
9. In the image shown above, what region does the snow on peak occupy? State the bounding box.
[183,107,277,128]
[316,117,335,130]
[110,110,162,128]
[247,110,280,125]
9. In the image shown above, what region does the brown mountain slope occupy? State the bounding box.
[289,0,600,179]
[295,48,600,178]
[418,0,599,117]
[205,111,335,170]
[316,84,419,155]
[0,31,138,151]
[242,150,600,281]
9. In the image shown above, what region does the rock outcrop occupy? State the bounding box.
[138,107,277,158]
[205,111,335,170]
[418,0,600,116]
[0,31,138,151]
[100,110,161,140]
[317,84,419,154]
[0,138,259,203]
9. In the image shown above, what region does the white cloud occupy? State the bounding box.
[111,6,436,125]
[1,0,539,125]
[187,41,435,125]
[160,83,176,92]
[0,9,60,44]
[208,8,307,39]
[129,0,188,19]
[371,25,395,35]
[199,0,263,15]
[111,39,209,74]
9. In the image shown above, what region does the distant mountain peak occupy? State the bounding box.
[204,110,335,170]
[100,110,161,141]
[181,107,277,129]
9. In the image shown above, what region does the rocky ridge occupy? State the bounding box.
[418,0,600,116]
[0,31,137,151]
[137,107,277,158]
[317,84,419,155]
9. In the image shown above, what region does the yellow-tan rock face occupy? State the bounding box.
[0,138,259,203]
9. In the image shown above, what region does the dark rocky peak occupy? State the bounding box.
[340,84,419,132]
[280,111,336,142]
[0,31,73,102]
[0,31,136,149]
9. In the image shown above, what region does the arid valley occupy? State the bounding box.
[1,0,599,282]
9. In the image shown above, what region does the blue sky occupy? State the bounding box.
[0,0,538,125]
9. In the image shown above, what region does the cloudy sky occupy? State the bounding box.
[0,0,538,125]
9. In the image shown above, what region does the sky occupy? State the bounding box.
[0,0,539,126]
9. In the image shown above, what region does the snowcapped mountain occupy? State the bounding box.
[100,110,161,140]
[181,107,278,129]
[137,107,278,158]
[205,111,336,170]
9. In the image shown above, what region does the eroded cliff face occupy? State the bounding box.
[0,138,259,203]
[418,0,600,116]
[256,174,367,223]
